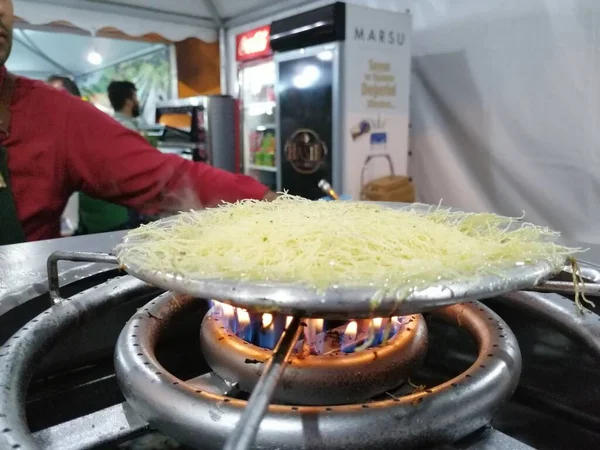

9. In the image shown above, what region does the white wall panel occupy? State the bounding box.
[410,0,600,243]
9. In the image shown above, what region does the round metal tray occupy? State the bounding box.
[117,202,566,318]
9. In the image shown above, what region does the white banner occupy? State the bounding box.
[343,4,412,199]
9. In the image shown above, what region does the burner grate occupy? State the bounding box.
[113,292,521,450]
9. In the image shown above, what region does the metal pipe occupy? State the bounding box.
[201,0,224,27]
[223,0,309,28]
[47,251,119,303]
[501,291,600,359]
[219,27,229,95]
[15,31,73,75]
[0,276,160,450]
[223,316,303,450]
[318,179,340,200]
[116,297,522,449]
[529,280,600,298]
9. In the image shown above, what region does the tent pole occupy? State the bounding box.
[219,27,229,94]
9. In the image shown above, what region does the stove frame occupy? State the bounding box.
[0,250,599,450]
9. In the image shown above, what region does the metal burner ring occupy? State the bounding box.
[0,276,160,450]
[115,293,522,449]
[200,312,428,405]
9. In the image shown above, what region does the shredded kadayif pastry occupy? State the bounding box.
[117,194,586,307]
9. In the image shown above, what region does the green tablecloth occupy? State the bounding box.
[78,193,130,234]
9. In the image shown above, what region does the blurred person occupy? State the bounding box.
[0,0,277,245]
[47,75,81,97]
[107,80,145,131]
[46,76,142,235]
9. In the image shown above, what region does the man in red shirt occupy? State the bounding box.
[0,0,276,244]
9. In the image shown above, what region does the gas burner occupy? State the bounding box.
[200,304,428,405]
[113,292,521,449]
[1,249,600,450]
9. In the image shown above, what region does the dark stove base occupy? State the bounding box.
[1,266,598,449]
[18,298,600,449]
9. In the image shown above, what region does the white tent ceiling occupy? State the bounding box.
[13,0,311,41]
[6,28,163,79]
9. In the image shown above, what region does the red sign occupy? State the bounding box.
[236,26,271,62]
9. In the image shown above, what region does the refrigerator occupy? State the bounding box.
[236,25,277,191]
[270,2,412,200]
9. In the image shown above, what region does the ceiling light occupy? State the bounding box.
[87,51,102,65]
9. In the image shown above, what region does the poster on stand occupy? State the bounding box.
[343,5,411,200]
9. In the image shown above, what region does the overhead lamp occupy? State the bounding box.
[87,50,102,65]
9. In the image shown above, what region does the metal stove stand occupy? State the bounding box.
[0,251,599,450]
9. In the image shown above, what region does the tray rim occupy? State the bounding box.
[116,201,567,317]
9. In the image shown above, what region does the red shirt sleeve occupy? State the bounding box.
[63,98,268,213]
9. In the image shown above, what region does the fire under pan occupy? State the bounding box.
[199,310,429,405]
[113,292,522,450]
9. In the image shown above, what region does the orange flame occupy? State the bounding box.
[372,317,383,331]
[237,309,250,326]
[313,318,324,333]
[221,302,235,318]
[345,321,358,340]
[285,316,293,328]
[262,313,274,329]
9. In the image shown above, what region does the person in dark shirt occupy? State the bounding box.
[47,75,81,97]
[47,75,145,235]
[107,80,144,131]
[0,0,277,245]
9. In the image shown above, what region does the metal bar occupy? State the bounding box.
[32,402,147,450]
[219,27,229,94]
[201,0,224,27]
[530,280,600,298]
[18,30,74,75]
[31,373,232,449]
[223,316,304,450]
[0,276,159,450]
[501,291,600,360]
[438,427,535,450]
[168,43,179,99]
[13,34,72,76]
[223,0,310,28]
[47,251,119,304]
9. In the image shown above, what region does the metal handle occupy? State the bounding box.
[530,280,600,298]
[223,315,304,450]
[501,291,600,360]
[47,251,119,304]
[360,153,395,189]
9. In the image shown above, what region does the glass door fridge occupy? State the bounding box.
[236,26,277,190]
